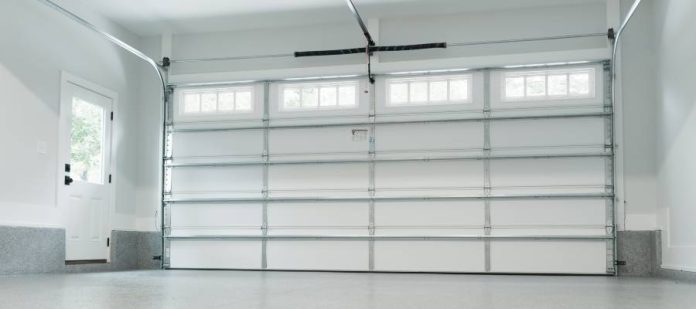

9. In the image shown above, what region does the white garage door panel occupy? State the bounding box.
[268,203,368,236]
[170,240,262,269]
[376,122,484,156]
[491,200,606,227]
[170,204,262,236]
[173,130,263,160]
[270,127,369,160]
[376,161,484,196]
[375,201,485,227]
[268,203,368,226]
[374,241,485,272]
[491,158,606,194]
[491,118,605,154]
[269,164,368,195]
[267,241,368,270]
[171,166,262,198]
[490,241,607,274]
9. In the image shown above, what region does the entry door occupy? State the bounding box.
[59,79,113,261]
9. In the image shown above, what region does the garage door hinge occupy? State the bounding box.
[110,112,114,121]
[106,237,110,247]
[108,174,112,183]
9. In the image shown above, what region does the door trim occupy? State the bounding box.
[58,71,118,262]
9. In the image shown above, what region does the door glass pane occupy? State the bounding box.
[319,87,337,107]
[218,92,235,112]
[283,88,301,109]
[200,93,217,113]
[235,91,252,111]
[183,93,200,113]
[338,86,357,107]
[409,81,428,102]
[301,88,319,108]
[548,74,568,96]
[505,77,524,98]
[525,75,546,97]
[448,79,469,101]
[569,73,590,95]
[389,83,408,104]
[71,98,105,184]
[429,81,448,101]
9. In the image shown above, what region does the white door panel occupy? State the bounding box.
[268,202,369,236]
[59,77,113,261]
[490,158,606,194]
[170,240,262,269]
[171,166,263,198]
[268,203,368,227]
[170,204,262,236]
[375,201,485,227]
[375,161,484,196]
[270,126,369,160]
[267,241,369,271]
[173,130,263,161]
[374,241,486,272]
[491,118,605,153]
[269,164,368,195]
[491,200,606,227]
[491,241,607,274]
[376,122,484,156]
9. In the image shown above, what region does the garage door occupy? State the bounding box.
[162,61,616,274]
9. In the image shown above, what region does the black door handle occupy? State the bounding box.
[64,175,74,186]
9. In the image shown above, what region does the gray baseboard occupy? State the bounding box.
[0,226,65,275]
[617,230,695,282]
[64,230,162,273]
[657,268,696,283]
[617,230,660,277]
[1,226,161,276]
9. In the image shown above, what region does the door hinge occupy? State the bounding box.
[615,260,626,266]
[110,111,114,121]
[108,174,112,183]
[106,237,110,247]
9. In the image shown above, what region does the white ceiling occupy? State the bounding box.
[63,0,605,36]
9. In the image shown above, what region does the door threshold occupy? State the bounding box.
[65,259,108,265]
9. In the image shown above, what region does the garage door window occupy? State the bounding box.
[387,75,472,106]
[280,81,359,111]
[179,86,255,116]
[502,68,595,101]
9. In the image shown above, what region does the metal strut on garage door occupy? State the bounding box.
[161,60,617,274]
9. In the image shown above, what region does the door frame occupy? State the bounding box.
[58,71,118,262]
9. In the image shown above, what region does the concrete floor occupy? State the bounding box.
[1,270,694,309]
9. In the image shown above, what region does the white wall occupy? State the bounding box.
[618,0,658,230]
[653,0,696,272]
[0,0,153,231]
